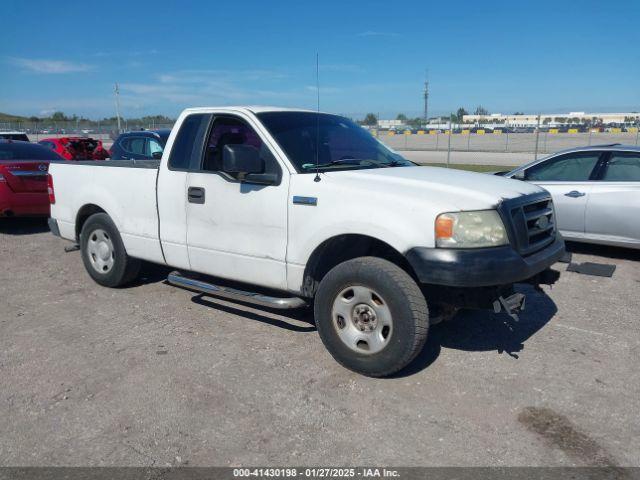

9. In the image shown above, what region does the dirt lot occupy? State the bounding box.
[1,218,638,467]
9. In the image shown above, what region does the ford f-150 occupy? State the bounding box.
[48,107,564,376]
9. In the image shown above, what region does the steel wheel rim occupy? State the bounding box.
[331,285,393,355]
[86,228,115,274]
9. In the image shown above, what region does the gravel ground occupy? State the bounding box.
[1,218,638,467]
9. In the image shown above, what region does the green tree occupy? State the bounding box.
[474,106,488,116]
[456,107,468,122]
[51,111,67,121]
[363,113,378,126]
[396,113,408,122]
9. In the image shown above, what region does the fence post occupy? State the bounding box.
[446,119,452,168]
[636,121,639,145]
[505,122,509,152]
[534,114,541,160]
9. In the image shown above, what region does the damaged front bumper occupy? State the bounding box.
[405,236,565,288]
[406,236,564,317]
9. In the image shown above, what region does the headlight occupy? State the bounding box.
[435,210,508,248]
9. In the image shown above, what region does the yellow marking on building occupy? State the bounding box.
[429,130,438,135]
[417,130,425,135]
[476,129,485,135]
[549,128,558,134]
[568,128,578,134]
[493,129,502,134]
[387,131,395,136]
[404,130,412,135]
[628,127,639,133]
[610,128,621,133]
[462,129,470,135]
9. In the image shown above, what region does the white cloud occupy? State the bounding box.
[9,57,94,74]
[356,31,400,38]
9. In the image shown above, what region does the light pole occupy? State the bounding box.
[114,83,122,134]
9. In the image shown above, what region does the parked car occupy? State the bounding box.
[0,140,62,217]
[48,107,563,377]
[504,145,640,249]
[38,137,109,161]
[109,129,171,160]
[0,131,30,142]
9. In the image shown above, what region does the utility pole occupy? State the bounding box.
[114,83,122,134]
[423,70,429,124]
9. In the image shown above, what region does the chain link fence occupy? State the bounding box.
[0,120,175,143]
[2,117,639,165]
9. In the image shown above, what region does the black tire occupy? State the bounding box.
[80,213,140,287]
[314,257,429,377]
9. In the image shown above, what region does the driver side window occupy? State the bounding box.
[525,152,601,181]
[202,116,278,177]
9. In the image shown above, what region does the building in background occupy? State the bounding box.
[377,119,405,129]
[463,112,640,127]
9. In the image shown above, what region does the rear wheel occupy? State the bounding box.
[314,257,429,377]
[80,213,140,287]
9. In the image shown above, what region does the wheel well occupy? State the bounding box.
[75,204,106,241]
[301,234,416,297]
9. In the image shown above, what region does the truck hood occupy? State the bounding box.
[323,165,544,211]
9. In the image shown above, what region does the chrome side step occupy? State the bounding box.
[167,271,308,310]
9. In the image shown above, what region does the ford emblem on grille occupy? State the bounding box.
[38,164,47,171]
[536,215,549,229]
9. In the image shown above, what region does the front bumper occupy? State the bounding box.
[405,236,565,288]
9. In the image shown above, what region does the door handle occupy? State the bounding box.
[564,190,585,198]
[188,187,205,204]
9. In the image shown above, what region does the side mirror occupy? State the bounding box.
[151,151,162,159]
[222,144,264,176]
[513,170,526,180]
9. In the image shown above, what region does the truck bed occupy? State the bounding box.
[49,160,165,264]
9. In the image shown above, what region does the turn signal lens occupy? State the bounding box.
[435,214,454,239]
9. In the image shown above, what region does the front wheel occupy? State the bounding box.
[314,257,429,377]
[80,213,140,287]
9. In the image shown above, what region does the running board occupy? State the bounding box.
[167,271,308,310]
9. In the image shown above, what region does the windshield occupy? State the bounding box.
[257,112,413,172]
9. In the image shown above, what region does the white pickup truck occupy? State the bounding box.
[48,106,564,376]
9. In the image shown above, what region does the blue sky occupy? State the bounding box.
[2,0,639,120]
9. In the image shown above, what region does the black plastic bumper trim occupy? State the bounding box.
[406,236,565,287]
[48,218,60,237]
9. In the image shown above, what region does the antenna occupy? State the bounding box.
[314,53,321,182]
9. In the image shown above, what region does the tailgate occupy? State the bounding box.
[0,161,49,193]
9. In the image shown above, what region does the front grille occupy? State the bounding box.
[503,194,556,256]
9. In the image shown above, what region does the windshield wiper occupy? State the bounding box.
[301,159,372,170]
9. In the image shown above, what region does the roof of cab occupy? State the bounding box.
[181,105,321,115]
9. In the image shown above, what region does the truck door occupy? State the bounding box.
[523,151,602,238]
[158,113,212,270]
[185,114,289,290]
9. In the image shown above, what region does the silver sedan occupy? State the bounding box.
[504,145,640,249]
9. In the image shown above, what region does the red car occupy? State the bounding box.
[0,140,61,217]
[38,136,109,160]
